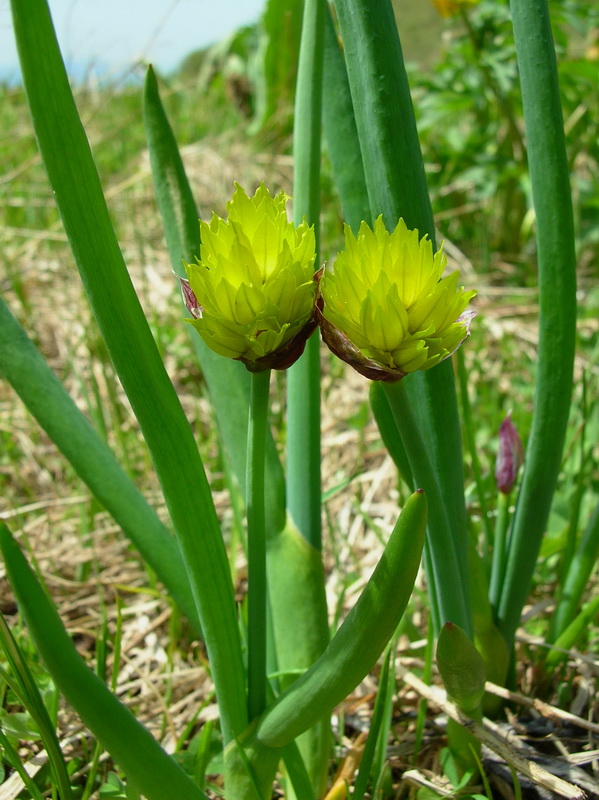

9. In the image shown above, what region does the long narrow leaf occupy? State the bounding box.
[0,524,206,800]
[0,296,200,633]
[283,1,331,792]
[331,0,472,634]
[287,0,326,551]
[10,0,246,742]
[322,5,371,231]
[496,0,577,645]
[551,500,599,641]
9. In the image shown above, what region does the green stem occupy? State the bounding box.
[489,493,511,613]
[333,0,472,634]
[497,0,577,646]
[287,0,325,551]
[383,381,471,635]
[283,3,330,793]
[247,369,271,720]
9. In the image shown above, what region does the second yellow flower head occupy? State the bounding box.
[183,183,318,371]
[319,217,475,381]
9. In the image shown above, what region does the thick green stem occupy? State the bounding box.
[489,493,511,613]
[496,0,577,646]
[247,369,271,721]
[287,0,326,551]
[383,381,471,635]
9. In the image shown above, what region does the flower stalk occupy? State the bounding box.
[246,369,272,720]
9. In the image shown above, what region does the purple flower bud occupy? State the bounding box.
[176,274,203,320]
[495,415,523,494]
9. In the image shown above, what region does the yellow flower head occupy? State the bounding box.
[181,183,319,371]
[318,217,475,382]
[431,0,479,18]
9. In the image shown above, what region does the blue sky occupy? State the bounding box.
[0,0,266,81]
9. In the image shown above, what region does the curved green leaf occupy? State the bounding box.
[256,490,427,747]
[9,0,246,742]
[0,524,206,800]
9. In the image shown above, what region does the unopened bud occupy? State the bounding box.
[495,415,523,494]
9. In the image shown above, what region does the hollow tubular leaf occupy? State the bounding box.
[322,5,370,230]
[284,1,331,792]
[287,0,326,551]
[10,0,246,741]
[332,0,471,634]
[551,500,599,642]
[0,524,207,800]
[256,490,427,747]
[0,296,200,633]
[383,381,470,631]
[497,0,577,646]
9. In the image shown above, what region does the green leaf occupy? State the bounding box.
[0,613,73,799]
[496,0,577,646]
[0,524,207,800]
[436,623,486,715]
[0,296,200,633]
[9,0,246,742]
[256,490,427,747]
[322,4,371,230]
[551,500,599,640]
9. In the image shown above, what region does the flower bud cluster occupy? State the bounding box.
[181,184,476,378]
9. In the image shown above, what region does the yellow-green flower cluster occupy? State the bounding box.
[182,183,318,371]
[318,217,475,382]
[181,184,475,380]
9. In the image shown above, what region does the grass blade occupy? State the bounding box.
[10,0,246,742]
[0,295,200,633]
[496,0,577,646]
[0,524,207,800]
[0,614,73,799]
[287,0,326,551]
[352,645,393,800]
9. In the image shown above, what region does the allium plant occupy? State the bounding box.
[0,0,583,796]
